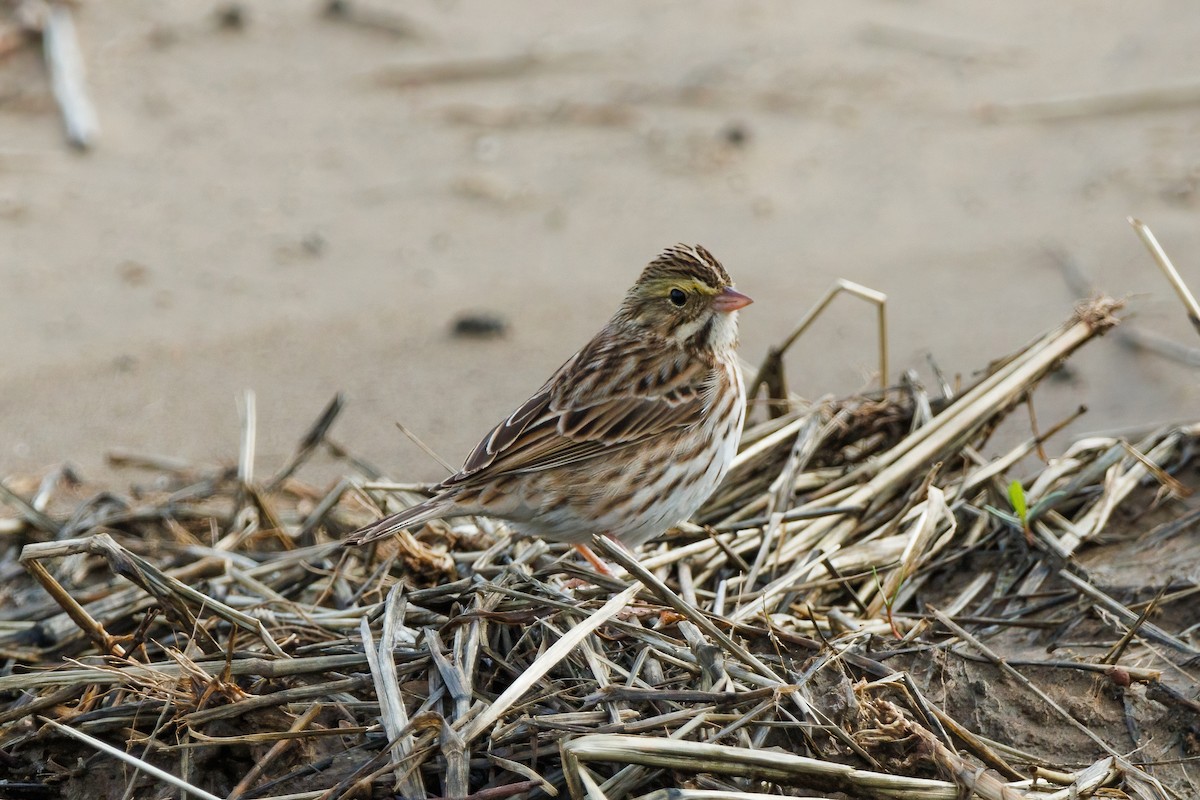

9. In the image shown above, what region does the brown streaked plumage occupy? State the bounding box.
[346,244,752,558]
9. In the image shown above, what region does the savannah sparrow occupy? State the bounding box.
[346,244,752,561]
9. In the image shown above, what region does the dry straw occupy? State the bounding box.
[1,224,1198,799]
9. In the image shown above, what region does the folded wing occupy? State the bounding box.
[443,339,711,487]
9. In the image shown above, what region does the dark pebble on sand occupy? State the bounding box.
[452,312,509,339]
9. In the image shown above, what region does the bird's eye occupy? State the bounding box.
[669,288,687,307]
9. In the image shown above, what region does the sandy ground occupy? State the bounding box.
[3,1,1200,488]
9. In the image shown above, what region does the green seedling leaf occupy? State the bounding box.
[1008,480,1028,525]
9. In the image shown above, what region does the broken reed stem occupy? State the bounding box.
[22,557,126,657]
[563,734,960,799]
[1128,217,1200,337]
[750,279,888,415]
[267,393,346,490]
[41,3,99,149]
[847,296,1120,502]
[239,388,257,491]
[730,296,1122,622]
[360,586,425,798]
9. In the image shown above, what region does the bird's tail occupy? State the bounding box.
[344,497,450,547]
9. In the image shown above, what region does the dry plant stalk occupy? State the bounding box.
[0,288,1194,800]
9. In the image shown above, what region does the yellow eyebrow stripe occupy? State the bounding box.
[648,278,719,297]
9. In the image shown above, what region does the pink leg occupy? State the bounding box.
[573,534,635,576]
[573,543,616,576]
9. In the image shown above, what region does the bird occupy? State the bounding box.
[345,244,752,566]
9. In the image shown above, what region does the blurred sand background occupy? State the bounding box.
[2,1,1199,488]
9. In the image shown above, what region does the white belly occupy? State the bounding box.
[510,358,746,549]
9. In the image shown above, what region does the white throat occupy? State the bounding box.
[707,310,739,352]
[671,309,740,352]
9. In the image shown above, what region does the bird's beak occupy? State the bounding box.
[712,286,753,313]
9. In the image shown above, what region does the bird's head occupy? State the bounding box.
[618,244,752,353]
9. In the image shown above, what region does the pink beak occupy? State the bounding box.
[712,286,753,313]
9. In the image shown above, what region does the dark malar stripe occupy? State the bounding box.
[690,317,715,350]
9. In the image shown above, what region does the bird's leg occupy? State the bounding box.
[573,534,633,577]
[573,543,616,577]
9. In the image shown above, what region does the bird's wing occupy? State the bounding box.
[444,339,711,486]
